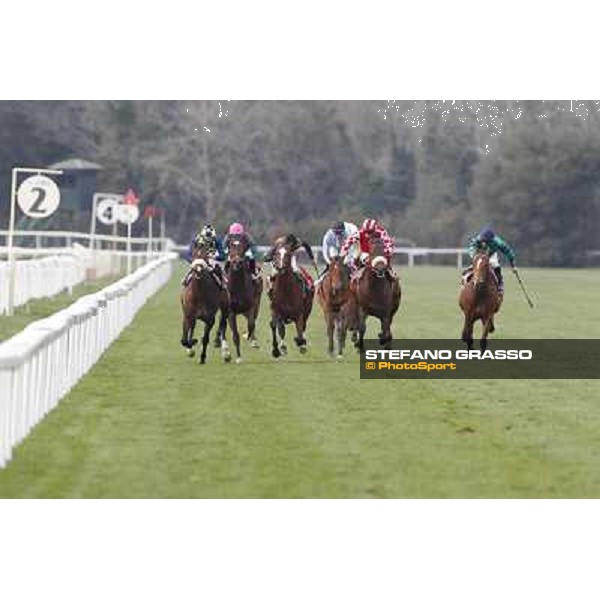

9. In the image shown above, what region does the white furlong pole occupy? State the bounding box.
[89,193,100,250]
[148,216,153,258]
[127,222,132,275]
[6,168,18,316]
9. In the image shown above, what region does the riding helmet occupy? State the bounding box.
[229,222,244,235]
[202,223,216,238]
[479,227,495,243]
[362,218,378,232]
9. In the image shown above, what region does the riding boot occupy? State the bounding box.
[213,264,224,289]
[494,266,504,293]
[316,263,329,285]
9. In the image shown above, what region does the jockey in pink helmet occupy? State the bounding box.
[228,222,244,235]
[223,222,259,276]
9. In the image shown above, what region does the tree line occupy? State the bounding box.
[0,100,598,266]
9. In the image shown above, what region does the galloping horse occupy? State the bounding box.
[353,238,401,351]
[224,236,263,363]
[180,247,231,364]
[269,243,314,358]
[316,252,352,358]
[459,252,501,350]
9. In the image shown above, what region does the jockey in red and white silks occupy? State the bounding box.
[340,218,394,268]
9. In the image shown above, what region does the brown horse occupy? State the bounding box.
[353,238,401,351]
[459,252,501,350]
[316,254,352,358]
[224,236,263,363]
[269,243,314,358]
[180,247,231,364]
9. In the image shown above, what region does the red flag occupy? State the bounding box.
[123,189,139,205]
[144,206,158,218]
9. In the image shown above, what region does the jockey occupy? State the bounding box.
[222,222,260,277]
[182,222,226,287]
[464,226,516,293]
[321,220,359,268]
[264,233,317,292]
[340,218,395,272]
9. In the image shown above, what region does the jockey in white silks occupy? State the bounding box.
[318,221,358,284]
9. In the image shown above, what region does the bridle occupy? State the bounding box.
[473,254,490,286]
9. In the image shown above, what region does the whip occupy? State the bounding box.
[512,267,534,308]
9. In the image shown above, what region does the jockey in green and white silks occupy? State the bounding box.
[182,223,226,288]
[465,227,516,293]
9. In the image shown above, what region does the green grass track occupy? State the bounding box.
[0,265,599,498]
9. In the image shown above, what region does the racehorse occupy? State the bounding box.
[458,252,501,350]
[180,246,231,364]
[224,235,263,363]
[316,252,352,358]
[269,243,314,358]
[353,238,401,351]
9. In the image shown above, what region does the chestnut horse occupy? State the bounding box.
[180,247,231,364]
[354,238,401,351]
[316,253,352,358]
[269,244,314,358]
[458,252,501,350]
[225,236,263,363]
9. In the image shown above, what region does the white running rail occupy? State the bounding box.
[0,252,176,468]
[0,255,86,315]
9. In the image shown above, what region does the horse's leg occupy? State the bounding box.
[247,283,261,347]
[294,314,307,354]
[182,315,197,357]
[246,308,259,349]
[270,314,281,359]
[380,315,393,349]
[480,316,493,351]
[200,316,215,365]
[278,320,287,355]
[461,315,474,350]
[336,313,347,359]
[218,308,231,362]
[356,309,367,352]
[325,310,335,357]
[229,313,243,363]
[214,306,225,348]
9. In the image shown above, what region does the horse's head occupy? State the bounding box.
[472,253,491,287]
[369,238,387,279]
[228,237,247,273]
[274,244,293,273]
[329,254,350,294]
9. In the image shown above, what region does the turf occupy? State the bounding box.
[0,265,599,498]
